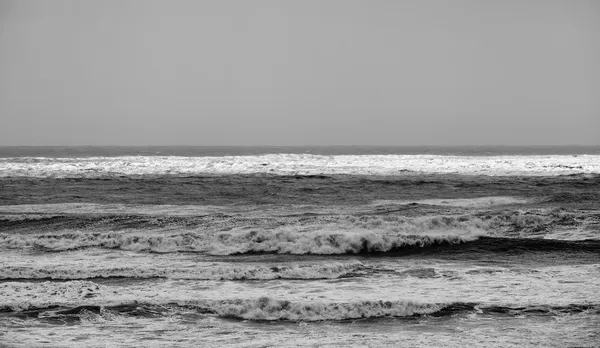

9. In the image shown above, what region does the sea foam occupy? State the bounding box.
[1,154,599,177]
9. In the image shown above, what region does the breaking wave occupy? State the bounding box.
[0,228,483,254]
[210,229,482,255]
[3,207,596,242]
[190,297,445,321]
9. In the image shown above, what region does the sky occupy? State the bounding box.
[0,0,598,146]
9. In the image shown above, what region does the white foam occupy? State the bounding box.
[1,154,599,177]
[543,228,600,241]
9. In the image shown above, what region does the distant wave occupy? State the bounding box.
[3,145,600,158]
[1,154,600,177]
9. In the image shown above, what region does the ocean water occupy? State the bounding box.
[1,146,599,347]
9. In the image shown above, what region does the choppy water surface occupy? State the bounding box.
[1,147,599,347]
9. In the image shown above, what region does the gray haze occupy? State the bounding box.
[0,0,599,146]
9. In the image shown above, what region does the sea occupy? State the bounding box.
[1,146,599,348]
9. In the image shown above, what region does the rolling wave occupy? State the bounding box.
[3,206,597,242]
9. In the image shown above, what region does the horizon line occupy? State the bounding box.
[2,144,600,148]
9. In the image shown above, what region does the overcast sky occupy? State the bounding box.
[0,0,598,146]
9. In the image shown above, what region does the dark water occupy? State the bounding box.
[2,145,600,157]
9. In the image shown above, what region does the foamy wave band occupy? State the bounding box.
[2,154,599,177]
[0,261,365,281]
[0,228,483,254]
